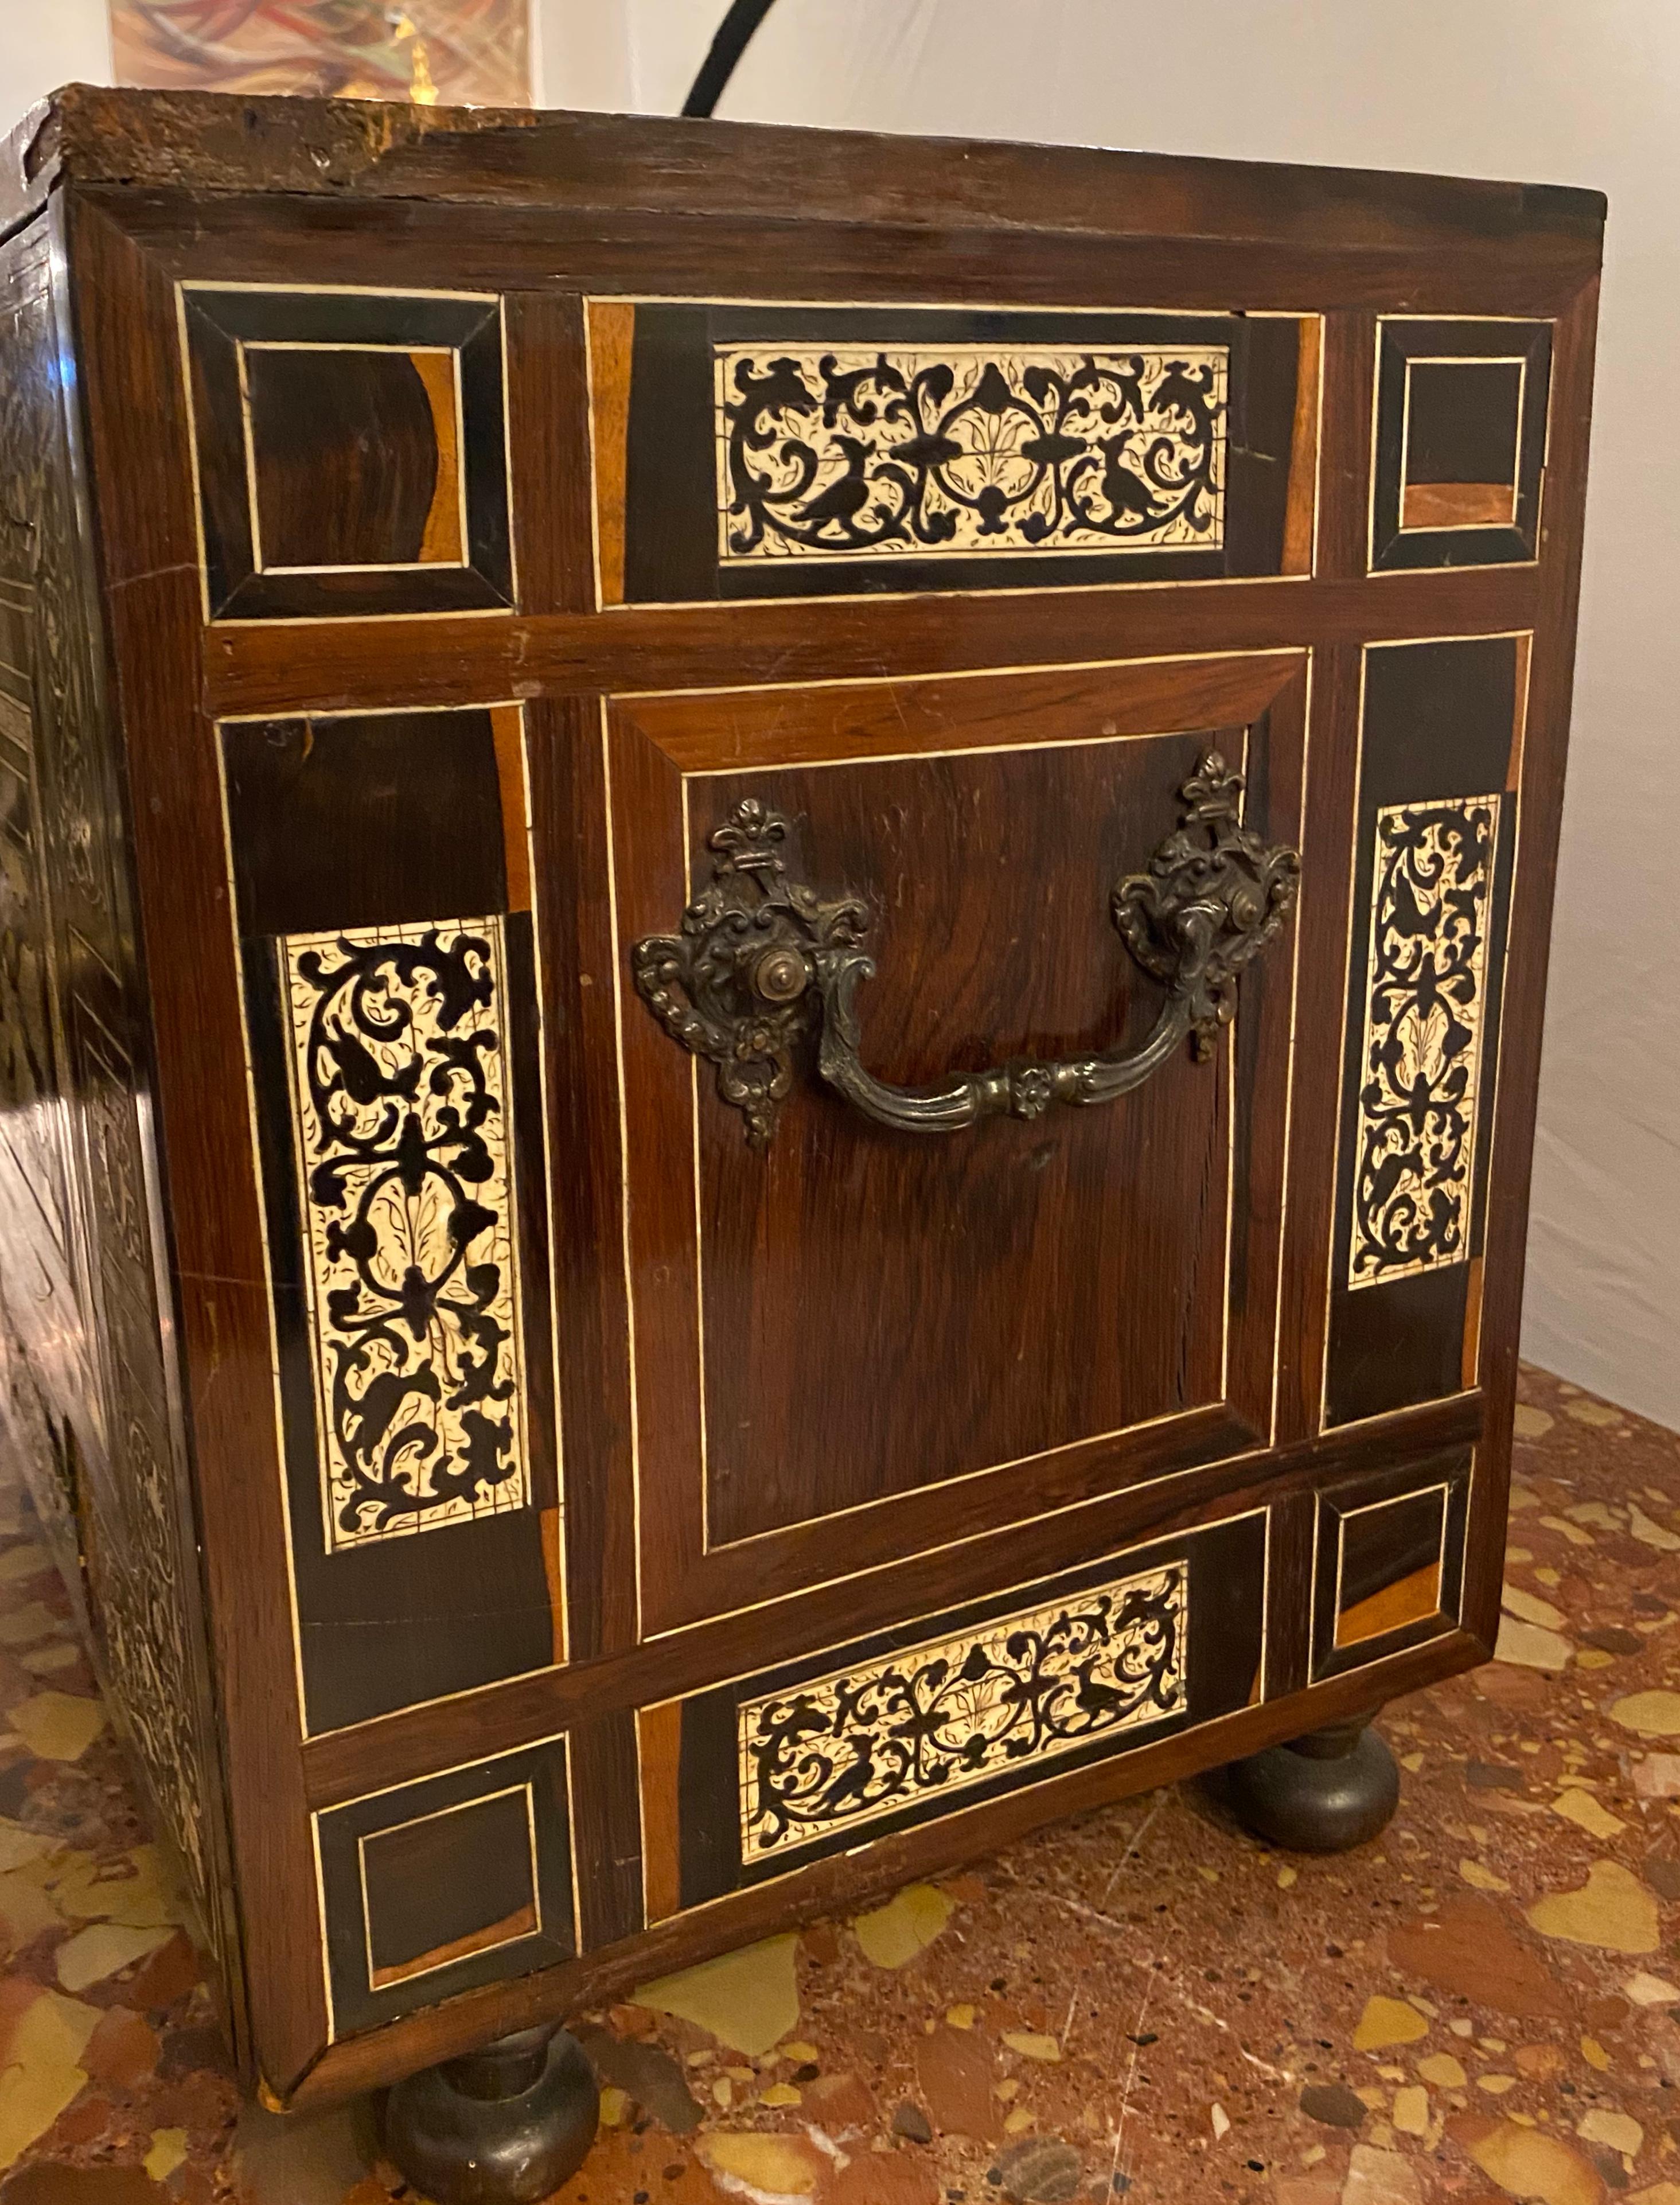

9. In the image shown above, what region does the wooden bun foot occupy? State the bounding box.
[1223,1716,1400,1853]
[384,2025,599,2204]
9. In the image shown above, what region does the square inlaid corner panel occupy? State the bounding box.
[638,1509,1266,1918]
[588,303,1320,605]
[1370,320,1552,572]
[219,702,562,1734]
[1310,1451,1471,1682]
[610,649,1306,1633]
[180,286,514,619]
[315,1738,575,2038]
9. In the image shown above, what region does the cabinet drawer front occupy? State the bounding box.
[642,1506,1268,1915]
[595,302,1318,606]
[609,651,1305,1631]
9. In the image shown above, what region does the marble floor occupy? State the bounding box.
[0,1362,1675,2205]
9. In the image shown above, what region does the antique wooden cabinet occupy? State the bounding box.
[0,83,1600,2175]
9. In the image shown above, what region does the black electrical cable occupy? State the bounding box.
[681,0,782,116]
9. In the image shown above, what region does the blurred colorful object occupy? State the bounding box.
[110,0,530,105]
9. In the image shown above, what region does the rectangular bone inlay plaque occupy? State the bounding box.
[714,345,1229,562]
[279,917,531,1550]
[1349,797,1500,1288]
[736,1559,1188,1862]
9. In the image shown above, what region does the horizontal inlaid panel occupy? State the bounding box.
[181,285,513,620]
[1371,320,1551,573]
[316,1738,574,2037]
[646,1508,1266,1912]
[735,1556,1188,1863]
[714,341,1230,562]
[1312,1450,1469,1681]
[1324,637,1522,1430]
[602,303,1313,605]
[222,704,561,1734]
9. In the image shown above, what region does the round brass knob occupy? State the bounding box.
[752,947,808,1004]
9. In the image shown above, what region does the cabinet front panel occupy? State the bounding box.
[609,652,1305,1632]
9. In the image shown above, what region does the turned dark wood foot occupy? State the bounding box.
[384,2025,599,2204]
[1223,1716,1400,1853]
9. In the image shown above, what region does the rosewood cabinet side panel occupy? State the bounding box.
[67,193,324,2095]
[0,207,242,2036]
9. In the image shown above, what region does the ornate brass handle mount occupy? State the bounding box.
[632,751,1300,1150]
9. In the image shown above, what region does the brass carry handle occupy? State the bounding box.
[632,751,1300,1150]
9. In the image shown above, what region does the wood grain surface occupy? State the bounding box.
[0,84,1600,2109]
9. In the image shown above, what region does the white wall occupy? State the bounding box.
[1,1,112,123]
[544,0,1680,1432]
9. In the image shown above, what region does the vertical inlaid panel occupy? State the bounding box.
[224,706,560,1732]
[1324,639,1522,1428]
[1348,797,1499,1289]
[277,917,531,1552]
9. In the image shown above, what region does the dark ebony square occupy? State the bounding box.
[183,287,512,620]
[1405,359,1522,489]
[362,1787,537,1988]
[245,345,461,572]
[1310,1451,1469,1682]
[317,1740,573,2034]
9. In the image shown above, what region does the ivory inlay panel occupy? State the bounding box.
[715,345,1228,563]
[279,917,531,1551]
[1349,797,1499,1289]
[736,1560,1187,1863]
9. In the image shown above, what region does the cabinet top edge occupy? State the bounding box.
[5,83,1606,269]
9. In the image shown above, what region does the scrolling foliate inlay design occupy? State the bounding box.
[1349,798,1499,1288]
[737,1561,1187,1863]
[715,345,1227,563]
[279,918,531,1550]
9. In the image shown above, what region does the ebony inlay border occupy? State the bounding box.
[316,1737,575,2038]
[1310,1447,1470,1682]
[180,285,513,621]
[1323,637,1521,1429]
[1370,320,1552,572]
[220,704,560,1736]
[618,305,1304,604]
[662,1509,1266,1910]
